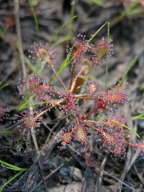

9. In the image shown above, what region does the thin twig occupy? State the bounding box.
[14,2,48,190]
[31,158,72,192]
[14,0,26,79]
[95,155,108,192]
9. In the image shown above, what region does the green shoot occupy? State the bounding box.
[27,0,39,32]
[0,160,27,192]
[83,0,104,6]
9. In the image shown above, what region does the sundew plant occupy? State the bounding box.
[9,29,144,166]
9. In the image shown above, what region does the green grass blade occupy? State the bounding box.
[123,124,140,138]
[87,22,109,44]
[132,114,144,120]
[84,0,104,6]
[0,29,4,38]
[25,56,46,77]
[0,83,8,90]
[50,47,73,81]
[139,82,144,91]
[0,160,27,171]
[111,1,144,26]
[27,0,39,31]
[0,171,24,192]
[16,95,35,112]
[50,16,77,44]
[119,56,137,84]
[0,130,13,135]
[53,35,72,46]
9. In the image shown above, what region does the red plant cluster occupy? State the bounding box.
[29,42,55,65]
[94,117,126,155]
[71,34,88,64]
[22,112,42,129]
[71,36,113,68]
[19,35,144,166]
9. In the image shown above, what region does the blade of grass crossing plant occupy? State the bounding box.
[132,114,144,120]
[56,47,73,75]
[54,35,72,46]
[51,16,77,44]
[0,160,27,171]
[0,171,24,192]
[111,11,127,26]
[16,95,35,112]
[123,124,140,138]
[87,22,109,44]
[50,47,73,81]
[25,56,45,77]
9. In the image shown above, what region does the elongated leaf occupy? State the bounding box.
[16,95,35,111]
[0,171,24,192]
[84,0,103,6]
[51,47,73,81]
[0,160,27,171]
[0,130,13,135]
[132,114,144,120]
[27,0,39,31]
[0,83,8,90]
[50,16,77,43]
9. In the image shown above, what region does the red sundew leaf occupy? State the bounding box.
[72,43,86,64]
[61,93,77,114]
[74,126,88,144]
[29,42,55,64]
[99,91,126,104]
[61,131,72,144]
[94,125,126,155]
[100,130,116,144]
[101,117,125,129]
[93,98,107,112]
[128,143,144,152]
[19,75,60,103]
[91,39,113,65]
[20,113,42,130]
[71,34,88,64]
[100,131,126,155]
[112,143,126,155]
